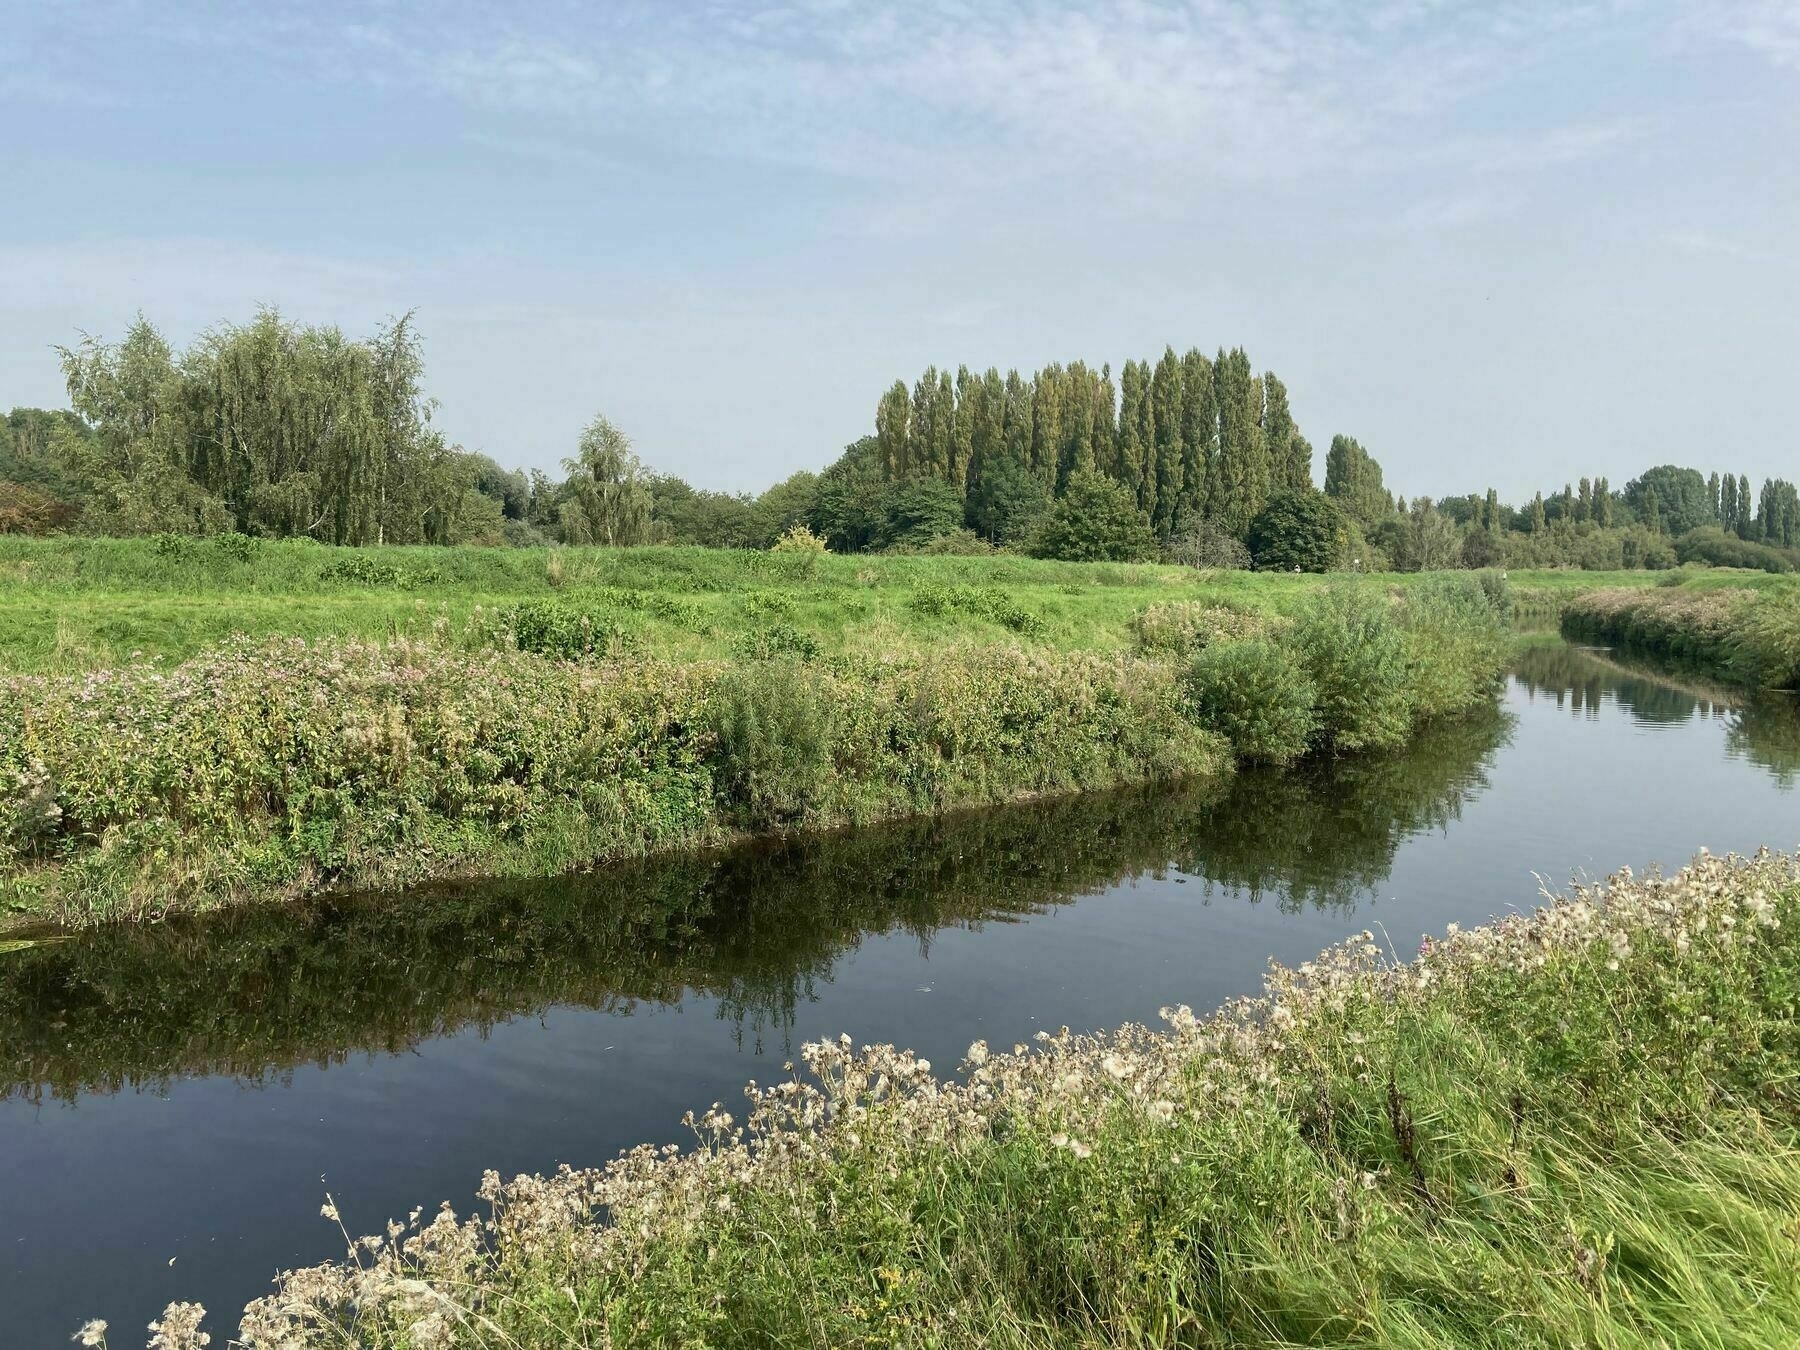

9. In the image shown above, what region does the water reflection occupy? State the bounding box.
[0,707,1512,1105]
[1513,641,1800,785]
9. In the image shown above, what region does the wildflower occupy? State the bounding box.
[964,1040,989,1068]
[72,1320,108,1347]
[1102,1054,1133,1081]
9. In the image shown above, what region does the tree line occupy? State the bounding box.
[4,309,1795,574]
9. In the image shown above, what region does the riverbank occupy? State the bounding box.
[156,848,1798,1348]
[3,574,1508,928]
[1561,584,1800,689]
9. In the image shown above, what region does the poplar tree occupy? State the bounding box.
[951,366,976,487]
[1529,492,1548,533]
[1030,365,1066,485]
[1092,364,1117,473]
[1707,471,1722,521]
[1722,473,1739,532]
[1577,477,1592,523]
[1177,348,1215,525]
[875,382,911,479]
[1260,371,1305,491]
[1596,478,1613,527]
[1211,347,1266,536]
[1060,362,1098,488]
[1641,486,1661,534]
[1738,475,1754,536]
[1114,360,1147,503]
[1002,370,1033,474]
[1149,347,1185,533]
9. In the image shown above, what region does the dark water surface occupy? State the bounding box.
[4,642,1797,1345]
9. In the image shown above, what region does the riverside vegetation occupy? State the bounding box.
[105,849,1800,1348]
[1562,583,1800,690]
[1,543,1512,927]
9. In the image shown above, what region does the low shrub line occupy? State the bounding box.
[127,849,1800,1348]
[1181,574,1512,764]
[1562,586,1800,689]
[2,641,1226,926]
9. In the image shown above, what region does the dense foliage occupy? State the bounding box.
[1,638,1227,925]
[8,308,1798,576]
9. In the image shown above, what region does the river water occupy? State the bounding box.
[4,641,1797,1345]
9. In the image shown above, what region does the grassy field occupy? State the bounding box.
[192,850,1800,1349]
[0,535,1754,672]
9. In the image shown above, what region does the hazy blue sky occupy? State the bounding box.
[5,1,1796,497]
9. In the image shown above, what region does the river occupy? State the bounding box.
[3,640,1797,1345]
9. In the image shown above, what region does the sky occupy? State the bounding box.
[4,0,1797,499]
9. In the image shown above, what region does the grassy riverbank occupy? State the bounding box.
[2,557,1510,928]
[154,849,1798,1348]
[1562,584,1800,689]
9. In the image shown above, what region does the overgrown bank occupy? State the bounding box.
[145,849,1800,1348]
[2,577,1509,927]
[1562,585,1800,689]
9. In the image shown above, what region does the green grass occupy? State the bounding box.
[217,850,1800,1349]
[9,535,1768,673]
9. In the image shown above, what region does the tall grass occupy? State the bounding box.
[177,850,1800,1349]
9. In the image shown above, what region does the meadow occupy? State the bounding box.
[0,534,1692,673]
[176,849,1800,1349]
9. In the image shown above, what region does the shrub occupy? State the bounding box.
[731,622,821,661]
[1028,471,1157,562]
[1247,489,1343,573]
[1675,526,1793,574]
[212,532,258,562]
[1393,573,1511,721]
[1290,585,1413,752]
[769,523,828,554]
[320,554,437,588]
[705,660,836,827]
[909,584,1046,637]
[506,600,639,660]
[1129,601,1276,656]
[1165,517,1251,570]
[1183,639,1318,764]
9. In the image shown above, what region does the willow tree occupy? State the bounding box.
[57,317,230,536]
[559,414,654,546]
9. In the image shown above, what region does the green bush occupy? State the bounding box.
[1183,639,1317,764]
[909,583,1046,637]
[1128,601,1276,656]
[1675,526,1794,574]
[506,600,639,660]
[1394,573,1511,721]
[1291,584,1413,752]
[705,661,835,827]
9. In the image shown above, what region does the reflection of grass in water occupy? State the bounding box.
[1512,640,1800,787]
[1175,704,1514,912]
[0,702,1515,1102]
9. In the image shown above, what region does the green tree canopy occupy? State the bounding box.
[1028,470,1157,562]
[1247,489,1343,573]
